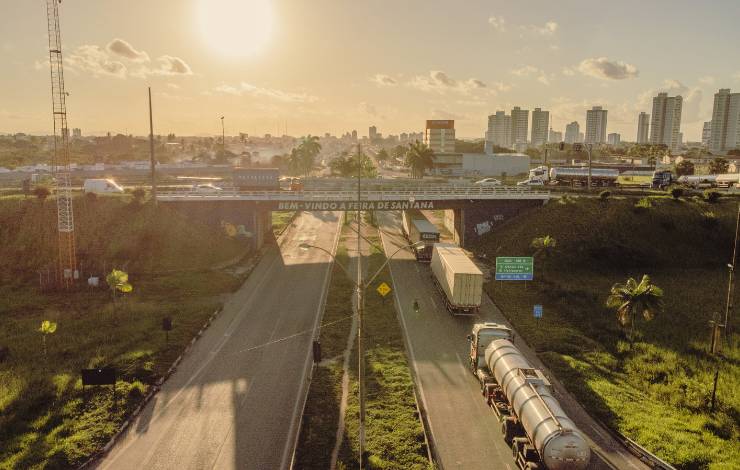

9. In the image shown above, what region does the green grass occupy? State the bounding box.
[0,197,251,469]
[295,222,429,470]
[272,211,296,236]
[476,197,740,469]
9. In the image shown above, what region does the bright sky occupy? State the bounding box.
[1,0,739,140]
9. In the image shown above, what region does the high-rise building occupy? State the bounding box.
[710,89,740,154]
[649,93,683,151]
[511,107,529,145]
[608,133,621,146]
[485,111,512,150]
[578,132,584,143]
[549,129,563,143]
[585,106,608,144]
[425,120,455,153]
[564,121,580,144]
[369,126,378,140]
[530,108,549,146]
[637,112,650,144]
[72,128,82,139]
[351,130,358,140]
[702,122,712,147]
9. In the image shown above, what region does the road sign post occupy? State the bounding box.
[495,257,534,281]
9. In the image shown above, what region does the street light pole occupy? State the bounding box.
[220,116,225,153]
[356,141,366,468]
[586,143,593,191]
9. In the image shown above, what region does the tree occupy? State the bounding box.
[405,141,435,179]
[376,148,390,162]
[287,148,303,176]
[606,275,663,343]
[391,145,407,162]
[106,269,133,315]
[709,157,729,174]
[675,160,695,176]
[33,186,51,201]
[297,135,322,176]
[39,320,57,358]
[531,235,557,278]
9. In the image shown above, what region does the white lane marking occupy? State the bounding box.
[102,215,304,469]
[282,212,343,470]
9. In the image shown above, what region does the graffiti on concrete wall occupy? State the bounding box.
[474,214,504,236]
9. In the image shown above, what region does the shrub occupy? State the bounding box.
[132,188,146,201]
[599,190,611,201]
[634,197,652,212]
[704,189,721,203]
[700,211,718,229]
[33,186,51,201]
[670,187,684,200]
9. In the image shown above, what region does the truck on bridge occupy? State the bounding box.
[401,209,440,262]
[467,323,592,470]
[430,243,483,314]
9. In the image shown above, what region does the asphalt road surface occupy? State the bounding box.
[97,211,341,470]
[377,211,647,470]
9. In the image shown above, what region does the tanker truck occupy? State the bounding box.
[467,322,591,470]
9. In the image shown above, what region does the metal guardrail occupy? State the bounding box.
[156,185,551,202]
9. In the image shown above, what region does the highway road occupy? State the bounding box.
[377,211,647,470]
[96,211,341,470]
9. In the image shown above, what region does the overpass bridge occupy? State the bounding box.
[157,185,550,249]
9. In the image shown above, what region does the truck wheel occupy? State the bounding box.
[525,463,540,470]
[501,417,515,445]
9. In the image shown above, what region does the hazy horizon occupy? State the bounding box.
[2,0,739,140]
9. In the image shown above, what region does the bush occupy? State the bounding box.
[599,190,611,201]
[670,187,684,200]
[704,189,721,203]
[634,197,652,212]
[132,188,146,201]
[33,186,51,201]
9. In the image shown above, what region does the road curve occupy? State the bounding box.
[96,211,341,470]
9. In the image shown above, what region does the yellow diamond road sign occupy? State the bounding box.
[376,282,391,297]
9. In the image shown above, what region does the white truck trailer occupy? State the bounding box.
[430,243,483,314]
[401,209,440,262]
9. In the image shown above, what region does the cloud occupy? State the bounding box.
[166,83,180,89]
[66,45,127,78]
[212,82,318,103]
[430,109,467,121]
[698,76,715,85]
[409,70,488,95]
[523,21,558,36]
[488,16,506,32]
[106,38,149,62]
[371,74,398,86]
[154,55,192,75]
[561,67,576,76]
[577,57,639,80]
[510,66,552,86]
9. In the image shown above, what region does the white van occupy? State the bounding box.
[83,178,124,194]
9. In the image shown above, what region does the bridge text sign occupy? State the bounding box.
[276,200,436,211]
[495,257,534,281]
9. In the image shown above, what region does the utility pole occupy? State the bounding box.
[148,87,157,206]
[356,141,366,468]
[220,116,225,153]
[724,202,740,344]
[586,143,593,191]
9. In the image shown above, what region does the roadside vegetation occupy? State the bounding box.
[271,210,296,236]
[295,215,429,470]
[0,196,252,469]
[475,196,740,469]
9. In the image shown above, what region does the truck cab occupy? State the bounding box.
[652,170,675,189]
[467,323,512,374]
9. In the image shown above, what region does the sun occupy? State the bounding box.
[196,0,275,58]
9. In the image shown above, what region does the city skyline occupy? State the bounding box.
[2,0,740,139]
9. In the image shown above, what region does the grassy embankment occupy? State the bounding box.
[0,195,252,469]
[474,195,739,469]
[295,213,429,470]
[271,210,296,236]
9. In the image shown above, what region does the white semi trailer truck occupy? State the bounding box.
[467,323,591,470]
[430,243,483,314]
[401,209,440,262]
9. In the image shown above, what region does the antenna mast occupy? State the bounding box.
[46,0,77,287]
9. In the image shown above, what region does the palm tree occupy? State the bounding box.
[606,275,663,343]
[531,235,557,279]
[106,269,133,315]
[405,141,435,179]
[39,320,57,357]
[287,148,303,176]
[298,135,322,176]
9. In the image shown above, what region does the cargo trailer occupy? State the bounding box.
[430,243,483,314]
[401,209,440,262]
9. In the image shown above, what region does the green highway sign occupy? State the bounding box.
[495,257,534,281]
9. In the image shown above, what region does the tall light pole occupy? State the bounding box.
[148,87,156,205]
[355,141,366,467]
[220,116,225,153]
[586,143,593,191]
